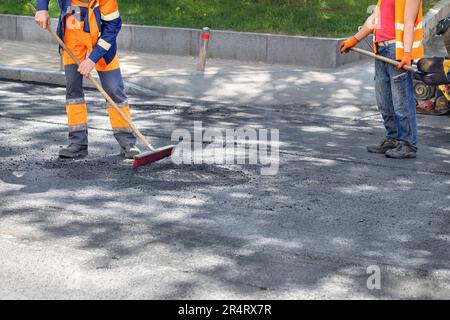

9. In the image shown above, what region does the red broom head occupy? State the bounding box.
[133,145,175,169]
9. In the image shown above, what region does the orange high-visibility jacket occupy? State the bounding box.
[37,0,121,65]
[374,0,424,60]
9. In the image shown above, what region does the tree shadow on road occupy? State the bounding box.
[0,79,449,299]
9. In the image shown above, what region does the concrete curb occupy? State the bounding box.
[0,65,64,85]
[0,65,158,97]
[0,0,448,69]
[423,0,450,42]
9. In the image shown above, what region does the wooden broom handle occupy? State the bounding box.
[28,3,153,148]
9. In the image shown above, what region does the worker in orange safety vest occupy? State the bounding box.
[340,0,424,159]
[35,0,140,159]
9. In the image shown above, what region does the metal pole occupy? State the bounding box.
[197,27,210,72]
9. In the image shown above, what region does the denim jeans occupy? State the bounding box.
[375,44,418,150]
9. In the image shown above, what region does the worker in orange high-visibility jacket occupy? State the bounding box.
[340,0,424,159]
[35,0,140,159]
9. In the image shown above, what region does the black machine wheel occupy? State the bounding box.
[414,81,436,101]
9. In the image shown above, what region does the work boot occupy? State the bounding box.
[120,144,141,159]
[367,138,398,154]
[385,142,417,159]
[59,144,88,159]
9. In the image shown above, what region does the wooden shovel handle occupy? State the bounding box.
[350,47,415,72]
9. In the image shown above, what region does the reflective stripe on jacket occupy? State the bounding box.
[374,0,424,60]
[36,0,122,64]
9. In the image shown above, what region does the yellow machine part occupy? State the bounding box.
[438,85,450,100]
[444,59,450,75]
[439,60,450,100]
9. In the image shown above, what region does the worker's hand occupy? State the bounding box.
[397,53,412,70]
[35,10,50,29]
[78,58,96,77]
[339,37,359,54]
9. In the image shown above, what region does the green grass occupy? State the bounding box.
[0,0,441,37]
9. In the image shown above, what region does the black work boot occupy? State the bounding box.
[59,144,88,159]
[367,138,398,154]
[385,142,417,159]
[120,144,141,159]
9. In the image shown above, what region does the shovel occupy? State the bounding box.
[350,47,415,72]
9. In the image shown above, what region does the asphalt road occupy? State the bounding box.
[0,80,449,299]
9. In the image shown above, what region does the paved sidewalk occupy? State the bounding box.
[2,36,448,114]
[0,39,379,114]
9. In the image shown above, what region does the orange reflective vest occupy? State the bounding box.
[37,0,122,65]
[374,0,424,60]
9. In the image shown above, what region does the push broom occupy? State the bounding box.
[28,4,175,169]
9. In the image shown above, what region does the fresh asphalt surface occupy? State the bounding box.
[0,79,449,299]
